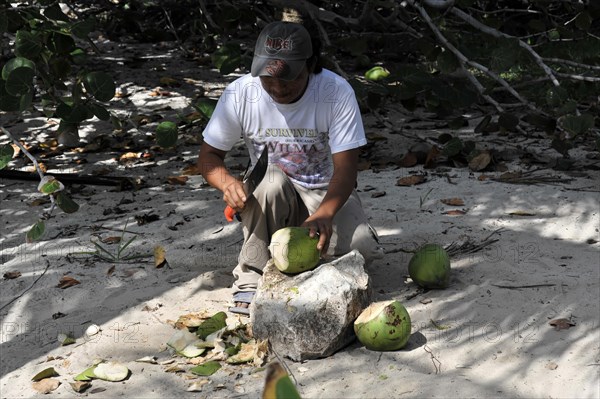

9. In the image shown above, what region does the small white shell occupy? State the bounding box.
[85,324,101,337]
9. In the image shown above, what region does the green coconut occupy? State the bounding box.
[408,243,451,289]
[354,300,412,351]
[269,227,320,274]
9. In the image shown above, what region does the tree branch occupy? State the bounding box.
[449,7,561,87]
[406,1,558,117]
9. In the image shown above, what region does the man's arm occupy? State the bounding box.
[197,142,248,212]
[302,148,359,253]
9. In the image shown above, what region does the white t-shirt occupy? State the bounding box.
[202,69,367,188]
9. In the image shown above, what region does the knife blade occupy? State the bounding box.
[224,147,269,222]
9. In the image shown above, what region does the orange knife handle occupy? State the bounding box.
[224,205,236,222]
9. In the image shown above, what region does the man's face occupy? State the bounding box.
[259,65,309,104]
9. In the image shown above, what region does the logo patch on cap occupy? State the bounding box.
[264,35,293,55]
[265,59,289,78]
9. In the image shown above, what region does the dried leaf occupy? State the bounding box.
[419,298,433,304]
[397,152,418,167]
[135,213,160,225]
[546,361,558,370]
[424,146,441,169]
[106,265,116,277]
[119,152,140,162]
[29,197,51,207]
[3,271,22,279]
[70,381,91,393]
[396,175,426,186]
[187,379,211,392]
[57,276,81,289]
[175,311,211,329]
[549,318,576,331]
[440,198,465,206]
[167,176,188,185]
[32,378,60,394]
[443,209,467,216]
[469,152,492,171]
[371,191,386,198]
[253,339,269,367]
[154,245,167,268]
[478,174,491,181]
[135,356,158,364]
[181,164,200,176]
[164,364,186,373]
[101,236,121,244]
[508,211,536,216]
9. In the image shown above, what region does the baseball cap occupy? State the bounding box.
[251,21,312,81]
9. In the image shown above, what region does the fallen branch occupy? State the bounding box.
[0,260,50,313]
[444,228,503,257]
[491,283,557,289]
[1,126,59,219]
[0,169,135,189]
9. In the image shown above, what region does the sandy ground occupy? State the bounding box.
[1,39,599,398]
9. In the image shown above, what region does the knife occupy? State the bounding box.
[224,147,269,222]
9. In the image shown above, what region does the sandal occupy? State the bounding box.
[228,291,255,316]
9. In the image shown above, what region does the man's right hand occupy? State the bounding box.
[197,142,247,211]
[223,179,247,213]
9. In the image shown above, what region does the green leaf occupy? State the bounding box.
[436,51,459,74]
[5,67,34,96]
[275,375,302,399]
[26,220,45,243]
[551,137,572,156]
[71,17,96,39]
[56,192,79,214]
[0,11,7,33]
[498,113,520,131]
[442,137,463,157]
[70,48,87,65]
[189,361,221,376]
[74,366,97,381]
[546,87,568,107]
[88,102,111,121]
[38,176,64,194]
[0,144,14,169]
[562,114,595,136]
[155,121,178,148]
[83,72,115,102]
[489,39,519,72]
[55,102,93,123]
[211,43,241,75]
[43,3,70,22]
[51,32,76,54]
[18,90,33,112]
[32,367,59,381]
[196,311,227,340]
[474,115,491,133]
[194,98,217,119]
[575,11,592,31]
[365,66,390,81]
[15,30,43,59]
[0,81,20,112]
[2,57,35,80]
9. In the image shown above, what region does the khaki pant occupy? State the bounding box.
[232,164,383,292]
